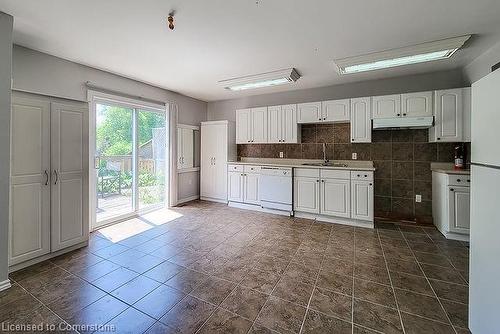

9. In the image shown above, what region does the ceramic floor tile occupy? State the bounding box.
[309,287,352,321]
[390,271,434,296]
[105,307,155,334]
[302,309,352,334]
[133,284,185,320]
[91,267,139,292]
[394,289,448,323]
[429,279,468,304]
[256,295,306,333]
[401,312,455,334]
[353,299,403,334]
[190,276,236,305]
[272,277,314,306]
[111,275,161,304]
[197,308,253,334]
[239,269,281,294]
[159,295,216,333]
[220,286,268,321]
[440,299,468,329]
[354,278,396,308]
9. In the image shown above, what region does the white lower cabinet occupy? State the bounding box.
[350,180,374,221]
[227,165,260,205]
[294,169,374,224]
[432,171,470,240]
[294,176,320,214]
[9,93,89,266]
[321,178,350,218]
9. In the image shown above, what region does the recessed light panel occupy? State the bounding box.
[334,35,471,74]
[219,68,300,91]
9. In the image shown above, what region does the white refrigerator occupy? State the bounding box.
[469,68,500,333]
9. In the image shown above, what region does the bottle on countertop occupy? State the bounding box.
[454,144,464,170]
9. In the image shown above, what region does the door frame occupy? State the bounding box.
[87,90,169,231]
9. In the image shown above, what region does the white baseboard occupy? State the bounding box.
[228,201,292,216]
[177,195,200,205]
[0,279,11,292]
[200,197,227,204]
[444,231,469,242]
[294,211,374,229]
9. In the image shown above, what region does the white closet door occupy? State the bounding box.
[9,96,51,265]
[51,102,89,251]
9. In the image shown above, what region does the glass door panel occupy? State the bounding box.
[138,110,166,210]
[95,103,135,224]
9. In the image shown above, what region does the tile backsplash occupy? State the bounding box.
[237,123,471,223]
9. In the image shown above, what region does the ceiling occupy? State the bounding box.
[1,0,500,102]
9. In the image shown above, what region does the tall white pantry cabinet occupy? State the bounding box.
[9,93,89,267]
[200,121,236,203]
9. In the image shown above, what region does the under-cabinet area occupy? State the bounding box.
[226,161,375,228]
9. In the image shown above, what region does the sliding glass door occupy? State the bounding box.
[91,98,167,229]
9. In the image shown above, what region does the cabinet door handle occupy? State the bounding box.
[403,113,407,116]
[54,170,58,185]
[450,188,454,191]
[467,180,470,183]
[397,113,401,116]
[437,138,441,140]
[44,170,49,186]
[321,180,325,183]
[369,183,372,186]
[323,117,326,120]
[316,179,319,182]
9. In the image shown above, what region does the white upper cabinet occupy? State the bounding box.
[177,127,194,170]
[251,107,268,143]
[267,104,299,143]
[236,108,251,144]
[236,107,268,144]
[267,106,282,143]
[297,102,322,123]
[322,99,350,122]
[401,91,433,117]
[372,94,401,119]
[350,97,372,143]
[430,88,463,142]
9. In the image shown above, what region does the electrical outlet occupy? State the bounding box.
[279,151,284,158]
[352,152,357,160]
[415,194,422,203]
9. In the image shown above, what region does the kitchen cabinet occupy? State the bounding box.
[294,176,320,214]
[321,178,350,218]
[351,180,374,221]
[401,91,433,117]
[236,107,268,144]
[321,99,350,122]
[432,171,470,240]
[268,104,299,143]
[297,102,322,123]
[177,126,194,170]
[429,88,464,142]
[372,94,401,119]
[227,165,260,205]
[201,121,236,202]
[297,100,350,124]
[9,93,89,266]
[350,97,372,143]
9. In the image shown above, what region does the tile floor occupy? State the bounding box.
[1,201,471,334]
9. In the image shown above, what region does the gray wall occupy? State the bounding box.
[207,69,465,121]
[12,45,208,212]
[0,12,13,285]
[12,45,208,125]
[463,40,500,84]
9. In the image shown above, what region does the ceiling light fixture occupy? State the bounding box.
[167,11,175,30]
[333,35,471,74]
[219,68,301,91]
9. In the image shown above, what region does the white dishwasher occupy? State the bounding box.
[259,166,293,213]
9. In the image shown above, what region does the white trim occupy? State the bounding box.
[177,195,200,205]
[228,201,292,216]
[295,211,374,228]
[178,123,200,131]
[9,242,88,272]
[0,280,11,292]
[201,120,229,125]
[169,103,179,207]
[178,167,200,174]
[200,197,227,204]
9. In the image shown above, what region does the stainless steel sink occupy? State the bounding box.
[302,162,348,167]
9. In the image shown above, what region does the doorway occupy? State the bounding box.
[89,94,168,230]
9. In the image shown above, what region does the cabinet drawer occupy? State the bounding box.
[351,171,373,180]
[244,165,260,174]
[228,164,244,172]
[295,168,320,178]
[448,175,471,186]
[321,169,350,179]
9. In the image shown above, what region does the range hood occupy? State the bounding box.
[372,116,434,130]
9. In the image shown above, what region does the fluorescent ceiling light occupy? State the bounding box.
[219,68,300,91]
[334,35,471,75]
